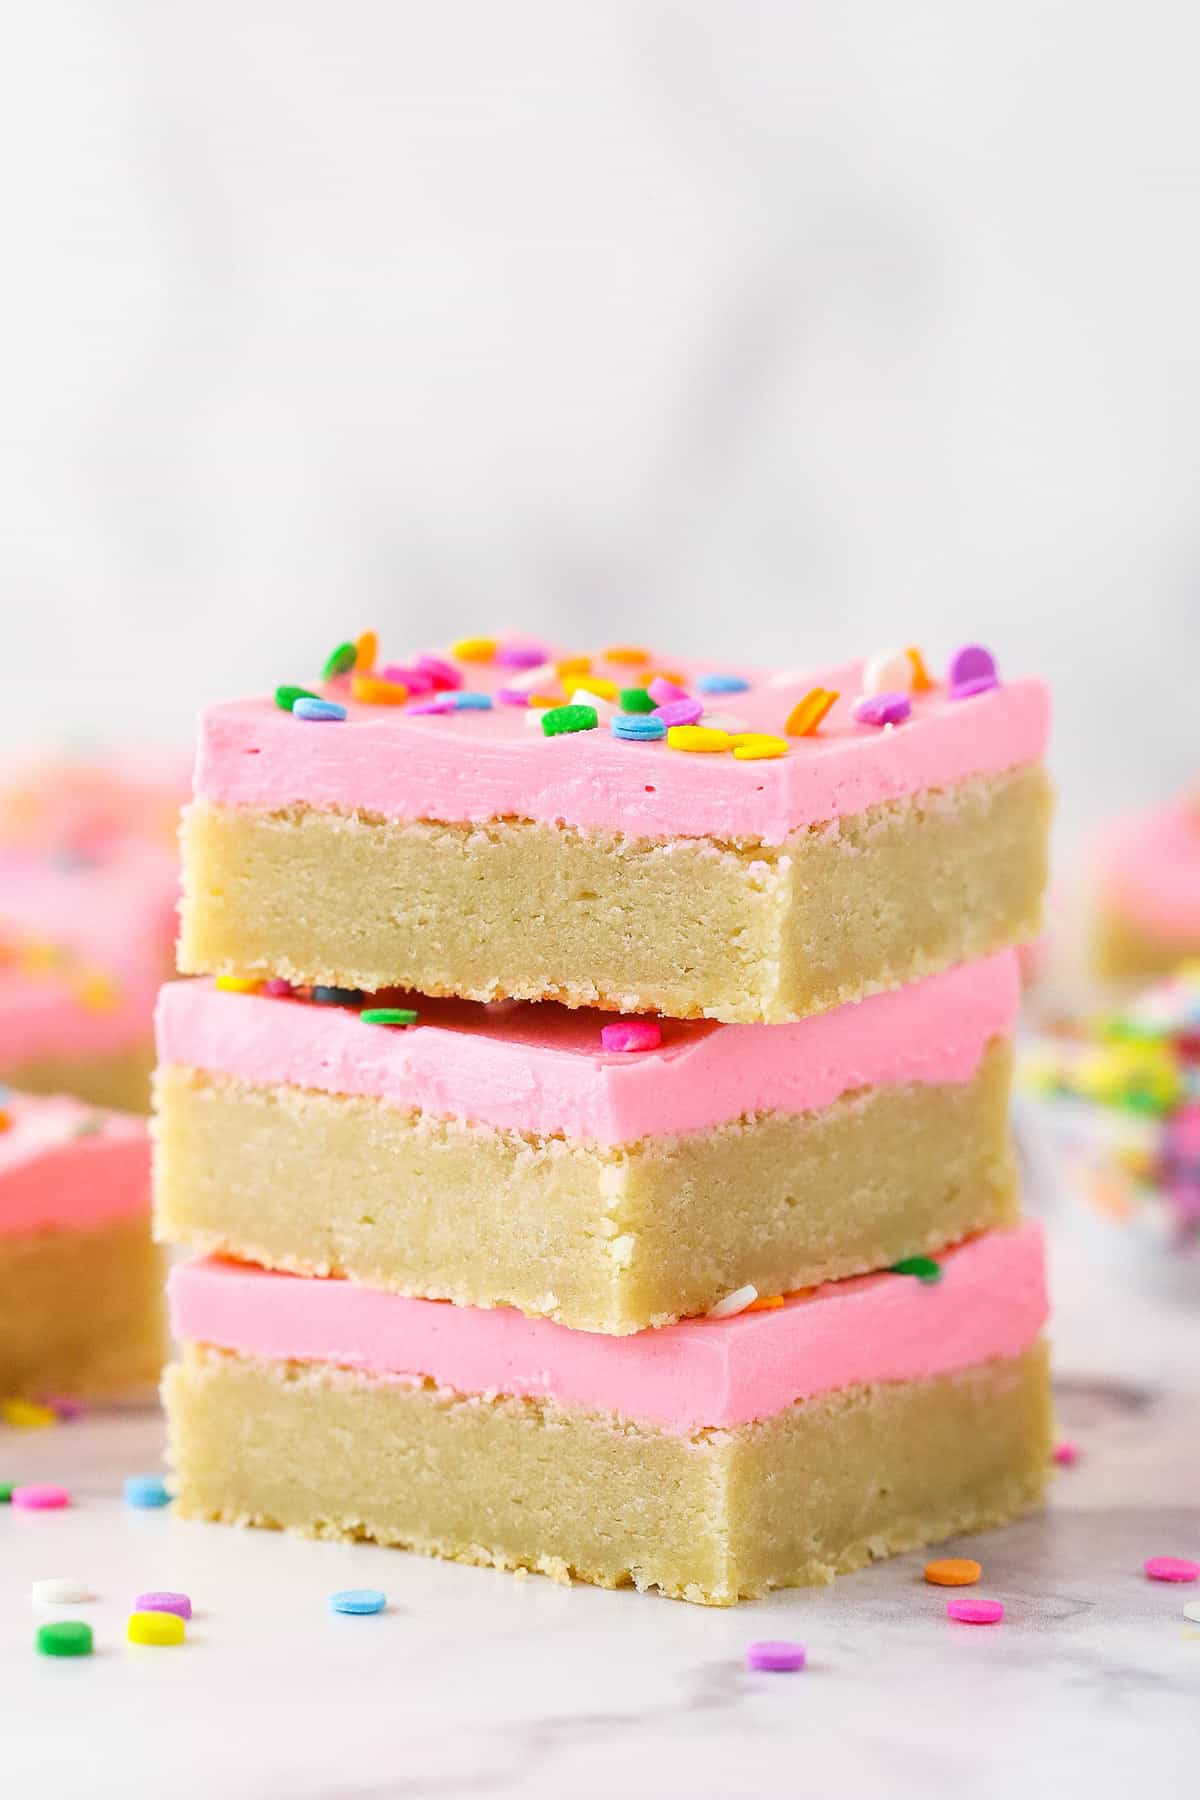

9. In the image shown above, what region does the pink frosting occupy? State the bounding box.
[155,952,1018,1147]
[195,649,1050,845]
[0,1092,150,1236]
[168,1222,1048,1432]
[1093,800,1200,942]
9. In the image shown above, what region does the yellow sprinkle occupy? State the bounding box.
[19,941,62,975]
[215,976,262,994]
[451,637,496,662]
[74,971,120,1013]
[905,646,934,691]
[731,734,788,761]
[666,726,732,754]
[746,1295,784,1312]
[785,687,839,737]
[1,1398,57,1429]
[354,630,378,673]
[127,1610,185,1647]
[577,675,618,701]
[603,645,650,665]
[351,675,408,706]
[556,656,592,680]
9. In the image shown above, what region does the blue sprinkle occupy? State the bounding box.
[696,673,750,695]
[125,1474,171,1509]
[293,698,348,722]
[454,693,493,710]
[329,1588,387,1616]
[611,714,666,742]
[311,985,364,1006]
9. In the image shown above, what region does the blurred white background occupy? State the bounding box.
[2,2,1197,853]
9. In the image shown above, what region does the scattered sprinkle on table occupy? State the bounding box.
[37,1621,93,1658]
[889,1255,942,1283]
[136,1590,192,1620]
[124,1474,171,1509]
[361,1008,419,1028]
[32,1577,90,1605]
[541,704,598,737]
[329,1588,387,1616]
[1145,1556,1199,1583]
[925,1558,981,1587]
[707,1284,758,1319]
[746,1640,806,1672]
[785,688,839,736]
[946,1598,1004,1625]
[600,1021,662,1053]
[128,1609,185,1646]
[293,698,348,723]
[12,1484,69,1510]
[853,692,912,728]
[1053,1440,1080,1466]
[2,1399,58,1429]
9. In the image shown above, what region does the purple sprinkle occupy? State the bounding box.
[947,644,999,698]
[747,1640,806,1673]
[653,697,704,728]
[852,691,912,728]
[647,675,688,705]
[496,686,532,706]
[380,663,435,695]
[495,643,548,670]
[414,655,463,691]
[136,1590,192,1620]
[262,978,293,997]
[406,697,460,716]
[42,1395,84,1422]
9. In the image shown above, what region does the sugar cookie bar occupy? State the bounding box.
[1092,798,1200,979]
[164,1223,1052,1606]
[154,953,1021,1333]
[0,1093,164,1398]
[178,639,1052,1023]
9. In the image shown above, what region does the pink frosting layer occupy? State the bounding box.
[1093,800,1200,942]
[155,952,1018,1146]
[195,648,1049,845]
[0,1093,150,1236]
[169,1222,1047,1432]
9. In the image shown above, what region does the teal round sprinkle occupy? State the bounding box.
[37,1620,93,1658]
[888,1255,942,1283]
[611,714,666,742]
[293,698,347,722]
[454,693,493,711]
[696,672,750,695]
[618,687,656,713]
[329,1588,386,1616]
[360,1008,418,1027]
[323,642,357,678]
[312,985,363,1006]
[124,1474,171,1508]
[541,704,598,737]
[275,685,319,712]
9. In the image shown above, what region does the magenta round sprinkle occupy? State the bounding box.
[946,1597,1004,1624]
[653,697,704,728]
[601,1020,663,1053]
[1145,1556,1199,1583]
[1053,1440,1080,1466]
[11,1484,70,1511]
[948,644,999,698]
[495,644,548,670]
[42,1396,84,1422]
[381,663,435,695]
[262,978,293,998]
[647,675,688,705]
[414,654,462,691]
[853,692,912,728]
[747,1640,806,1672]
[406,697,460,716]
[496,686,532,706]
[136,1590,192,1619]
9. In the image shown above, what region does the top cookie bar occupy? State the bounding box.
[179,635,1052,1022]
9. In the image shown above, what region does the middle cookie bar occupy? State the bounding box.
[153,951,1020,1334]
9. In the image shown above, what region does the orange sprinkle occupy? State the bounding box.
[354,630,378,673]
[666,725,732,754]
[451,637,496,662]
[731,733,788,761]
[351,675,408,706]
[746,1295,785,1312]
[527,693,561,708]
[924,1558,981,1587]
[604,645,650,665]
[556,656,592,680]
[786,688,839,737]
[0,1108,10,1133]
[905,646,934,691]
[636,668,684,689]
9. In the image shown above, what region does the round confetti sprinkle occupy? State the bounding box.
[946,1598,1004,1625]
[785,687,839,736]
[611,714,666,742]
[136,1590,191,1620]
[571,688,614,714]
[948,644,1000,698]
[541,704,598,737]
[329,1588,387,1615]
[1053,1440,1080,1467]
[453,692,493,711]
[647,675,688,705]
[406,697,459,716]
[37,1621,92,1658]
[888,1255,942,1282]
[746,1640,806,1672]
[600,1021,663,1053]
[382,663,435,695]
[652,697,703,729]
[1145,1556,1199,1583]
[12,1484,69,1510]
[311,986,364,1006]
[293,698,348,722]
[128,1609,185,1647]
[495,643,549,670]
[262,978,293,998]
[696,673,750,695]
[925,1558,981,1587]
[861,649,914,696]
[322,642,357,679]
[497,687,532,706]
[707,1284,758,1319]
[361,1008,419,1028]
[415,654,463,691]
[852,692,911,728]
[666,725,731,754]
[32,1577,90,1605]
[274,685,318,712]
[124,1475,170,1509]
[618,687,656,714]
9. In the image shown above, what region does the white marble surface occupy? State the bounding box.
[2,1177,1198,1797]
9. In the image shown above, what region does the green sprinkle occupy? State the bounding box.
[0,1482,14,1503]
[618,687,656,713]
[275,684,319,712]
[889,1255,942,1283]
[360,1008,419,1027]
[541,704,598,737]
[322,642,357,679]
[37,1621,93,1658]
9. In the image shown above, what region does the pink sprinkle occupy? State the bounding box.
[415,655,463,692]
[41,1396,84,1422]
[262,978,293,998]
[1145,1556,1199,1583]
[948,644,1000,699]
[647,675,688,705]
[136,1590,192,1619]
[496,687,532,706]
[406,697,459,716]
[495,643,548,670]
[747,1640,806,1672]
[653,698,704,728]
[853,692,912,728]
[600,1020,663,1053]
[11,1484,70,1511]
[380,663,435,696]
[946,1598,1004,1625]
[1053,1440,1080,1466]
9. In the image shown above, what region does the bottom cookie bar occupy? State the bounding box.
[2,1044,156,1116]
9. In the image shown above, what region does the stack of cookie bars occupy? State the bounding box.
[155,634,1054,1605]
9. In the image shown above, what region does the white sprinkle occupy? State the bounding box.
[766,669,812,689]
[507,662,557,694]
[571,688,614,714]
[699,712,749,733]
[707,1284,758,1319]
[32,1578,90,1606]
[1184,1600,1200,1624]
[862,648,913,695]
